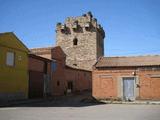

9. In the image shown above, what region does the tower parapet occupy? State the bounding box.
[56,12,105,70]
[56,12,105,38]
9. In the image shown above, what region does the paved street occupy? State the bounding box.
[0,97,160,120]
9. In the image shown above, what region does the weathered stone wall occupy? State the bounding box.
[56,12,105,71]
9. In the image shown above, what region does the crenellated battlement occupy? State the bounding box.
[56,12,105,39]
[56,12,105,71]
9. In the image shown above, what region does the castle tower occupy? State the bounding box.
[56,12,105,71]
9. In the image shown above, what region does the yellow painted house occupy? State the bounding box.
[0,32,29,100]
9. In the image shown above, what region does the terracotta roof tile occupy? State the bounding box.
[96,55,160,67]
[30,47,53,59]
[30,47,53,53]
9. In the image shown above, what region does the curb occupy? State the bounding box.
[100,100,160,105]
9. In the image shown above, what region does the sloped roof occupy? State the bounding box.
[29,53,53,61]
[0,32,29,52]
[30,47,53,54]
[30,47,53,59]
[65,65,91,72]
[95,55,160,68]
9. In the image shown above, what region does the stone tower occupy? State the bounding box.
[56,12,105,71]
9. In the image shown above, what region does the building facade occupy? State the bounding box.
[51,46,92,96]
[0,32,29,100]
[92,56,160,101]
[56,12,105,71]
[30,46,92,96]
[28,54,52,98]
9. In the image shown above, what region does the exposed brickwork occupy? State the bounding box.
[28,54,52,98]
[29,54,51,74]
[139,70,160,100]
[51,46,92,96]
[92,67,160,100]
[65,66,92,92]
[29,46,92,96]
[56,12,105,71]
[29,57,45,72]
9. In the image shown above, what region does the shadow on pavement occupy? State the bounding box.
[1,93,105,108]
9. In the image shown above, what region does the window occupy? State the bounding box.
[6,52,15,66]
[73,63,77,66]
[51,61,57,71]
[73,38,78,45]
[57,81,60,86]
[68,81,73,90]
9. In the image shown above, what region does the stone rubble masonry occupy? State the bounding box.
[56,12,105,71]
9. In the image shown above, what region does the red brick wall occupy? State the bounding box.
[51,46,92,96]
[29,57,44,72]
[92,67,160,100]
[51,64,92,96]
[29,56,51,74]
[51,59,66,96]
[139,70,160,100]
[93,76,117,99]
[29,55,51,98]
[65,68,92,92]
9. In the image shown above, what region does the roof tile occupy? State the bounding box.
[96,55,160,67]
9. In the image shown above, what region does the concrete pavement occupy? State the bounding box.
[0,93,160,120]
[0,104,160,120]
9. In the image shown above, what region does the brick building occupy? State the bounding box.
[30,46,92,96]
[51,46,91,95]
[56,12,105,71]
[30,12,104,95]
[92,56,160,101]
[28,54,52,98]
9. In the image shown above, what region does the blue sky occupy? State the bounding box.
[0,0,160,56]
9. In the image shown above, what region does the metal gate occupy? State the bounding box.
[123,77,135,101]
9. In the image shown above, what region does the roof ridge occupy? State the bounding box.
[103,55,160,58]
[0,32,13,35]
[96,55,160,68]
[30,46,54,50]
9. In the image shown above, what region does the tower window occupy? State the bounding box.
[73,38,78,45]
[73,64,77,66]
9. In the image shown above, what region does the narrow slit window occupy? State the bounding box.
[73,38,78,45]
[73,64,77,66]
[57,81,60,86]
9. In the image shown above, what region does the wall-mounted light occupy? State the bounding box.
[132,71,136,76]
